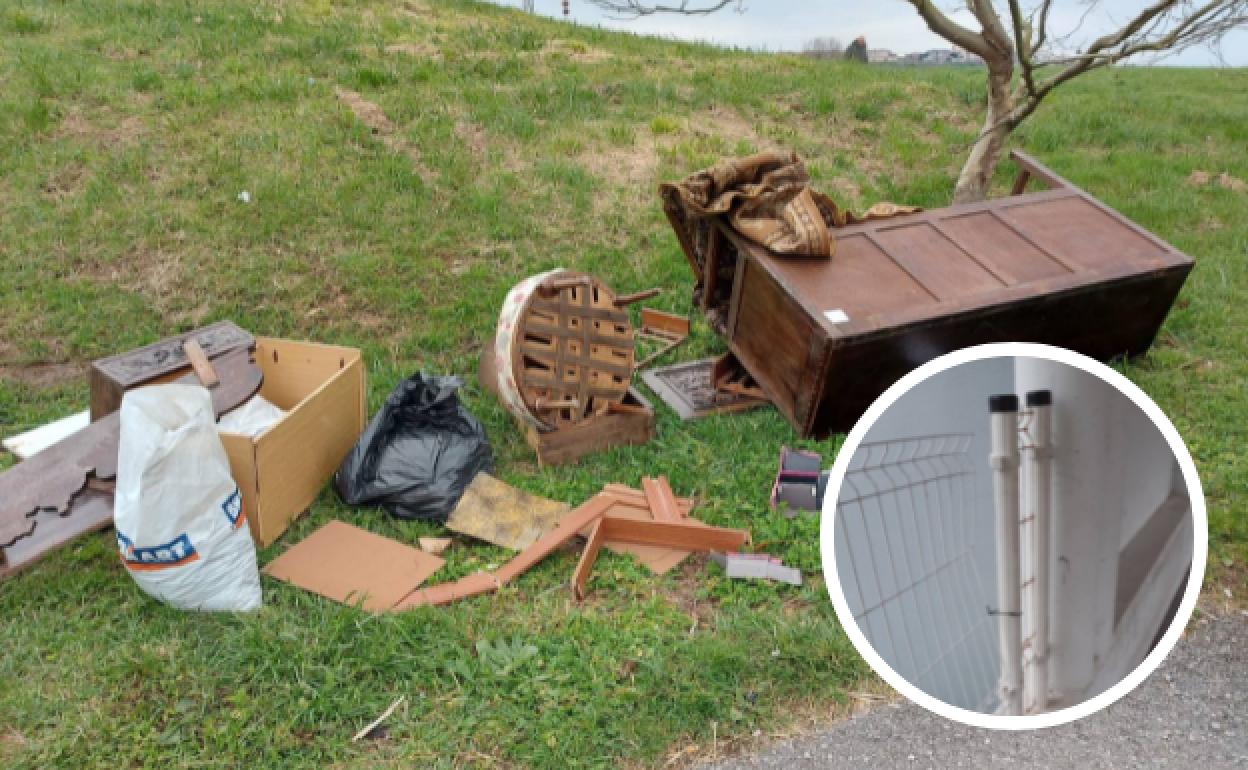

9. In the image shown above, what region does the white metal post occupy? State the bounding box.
[990,394,1023,715]
[1023,390,1053,713]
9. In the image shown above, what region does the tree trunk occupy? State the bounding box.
[953,68,1014,204]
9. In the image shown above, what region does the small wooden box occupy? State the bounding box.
[88,321,254,421]
[674,152,1193,438]
[521,388,655,467]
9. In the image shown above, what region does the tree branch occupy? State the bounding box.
[586,0,741,18]
[905,0,996,60]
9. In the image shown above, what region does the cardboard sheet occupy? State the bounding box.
[262,520,443,612]
[446,473,570,551]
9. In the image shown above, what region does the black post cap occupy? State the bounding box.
[989,394,1019,413]
[1025,390,1053,407]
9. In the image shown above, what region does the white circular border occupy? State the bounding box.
[819,342,1208,730]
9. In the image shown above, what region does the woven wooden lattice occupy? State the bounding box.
[511,273,634,427]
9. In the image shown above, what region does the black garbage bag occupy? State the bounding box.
[334,372,493,522]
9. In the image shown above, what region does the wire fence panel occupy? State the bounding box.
[834,434,999,712]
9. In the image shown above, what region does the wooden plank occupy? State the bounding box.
[395,494,615,609]
[599,516,749,552]
[642,476,681,522]
[571,517,606,600]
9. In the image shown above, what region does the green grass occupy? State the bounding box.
[0,0,1245,766]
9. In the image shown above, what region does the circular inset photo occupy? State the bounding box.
[821,343,1206,729]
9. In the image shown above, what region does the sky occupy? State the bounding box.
[491,0,1248,66]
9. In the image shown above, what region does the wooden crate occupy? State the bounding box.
[676,152,1194,438]
[521,388,655,467]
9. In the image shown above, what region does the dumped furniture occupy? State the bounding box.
[1,328,369,579]
[663,151,1194,437]
[482,291,657,466]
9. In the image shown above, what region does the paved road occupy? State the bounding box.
[703,609,1246,769]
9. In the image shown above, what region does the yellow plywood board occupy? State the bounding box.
[446,473,571,551]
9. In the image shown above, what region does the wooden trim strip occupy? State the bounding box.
[571,518,606,600]
[600,516,749,552]
[642,476,681,522]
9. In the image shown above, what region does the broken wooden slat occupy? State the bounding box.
[182,339,220,388]
[642,475,681,522]
[571,517,607,600]
[571,514,750,600]
[395,494,616,609]
[599,515,748,552]
[613,288,662,307]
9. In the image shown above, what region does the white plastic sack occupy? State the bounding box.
[114,384,262,611]
[217,394,285,438]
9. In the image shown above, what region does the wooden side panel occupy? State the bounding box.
[729,258,814,419]
[251,351,366,546]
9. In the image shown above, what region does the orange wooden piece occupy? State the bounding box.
[642,475,681,522]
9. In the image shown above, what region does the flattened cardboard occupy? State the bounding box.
[446,473,570,551]
[263,520,443,612]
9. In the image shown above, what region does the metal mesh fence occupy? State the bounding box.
[833,433,999,711]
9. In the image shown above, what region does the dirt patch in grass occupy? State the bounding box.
[1187,169,1248,192]
[42,162,90,201]
[0,361,84,388]
[539,38,612,64]
[384,41,440,59]
[52,109,144,147]
[334,87,437,181]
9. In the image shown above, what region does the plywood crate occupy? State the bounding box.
[218,338,366,546]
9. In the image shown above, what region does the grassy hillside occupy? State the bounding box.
[1,0,1245,766]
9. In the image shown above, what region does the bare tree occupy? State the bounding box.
[803,36,845,58]
[585,0,1248,203]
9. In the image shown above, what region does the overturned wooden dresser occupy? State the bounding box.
[667,152,1194,438]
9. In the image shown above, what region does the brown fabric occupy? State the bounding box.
[659,150,919,259]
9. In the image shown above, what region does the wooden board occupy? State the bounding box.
[445,473,570,551]
[695,152,1194,437]
[641,356,768,421]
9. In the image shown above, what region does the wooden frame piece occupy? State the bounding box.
[571,514,750,600]
[395,494,616,609]
[571,517,607,600]
[641,475,682,522]
[635,308,691,370]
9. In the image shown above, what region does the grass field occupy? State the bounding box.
[1,0,1245,766]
